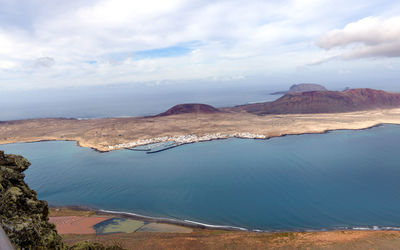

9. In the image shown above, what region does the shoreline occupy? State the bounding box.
[50,205,247,232]
[50,205,400,233]
[106,122,400,152]
[2,122,400,153]
[2,108,400,152]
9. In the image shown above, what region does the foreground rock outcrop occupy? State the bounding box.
[0,151,64,249]
[0,151,125,249]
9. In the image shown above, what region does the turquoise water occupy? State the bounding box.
[2,125,400,231]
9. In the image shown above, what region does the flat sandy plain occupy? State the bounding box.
[1,108,400,151]
[62,230,400,250]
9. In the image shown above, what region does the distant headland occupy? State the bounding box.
[270,83,328,95]
[233,88,400,114]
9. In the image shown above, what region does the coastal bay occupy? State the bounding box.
[3,124,400,231]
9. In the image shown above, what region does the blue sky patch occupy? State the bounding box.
[102,42,200,62]
[85,60,97,64]
[132,44,195,60]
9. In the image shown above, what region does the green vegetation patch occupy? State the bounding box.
[94,218,145,235]
[136,223,193,233]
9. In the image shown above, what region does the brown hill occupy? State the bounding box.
[157,103,220,116]
[235,88,400,114]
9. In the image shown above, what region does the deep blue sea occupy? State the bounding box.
[2,124,400,231]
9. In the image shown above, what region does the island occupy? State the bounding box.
[1,88,400,152]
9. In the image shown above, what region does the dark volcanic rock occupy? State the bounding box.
[157,103,220,116]
[0,151,125,249]
[0,150,64,249]
[236,88,400,114]
[271,83,327,95]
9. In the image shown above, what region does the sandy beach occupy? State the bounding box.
[48,207,194,236]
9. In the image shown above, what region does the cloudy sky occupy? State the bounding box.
[1,0,400,90]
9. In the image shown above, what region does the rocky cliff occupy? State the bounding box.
[0,151,64,249]
[235,88,400,114]
[0,151,125,249]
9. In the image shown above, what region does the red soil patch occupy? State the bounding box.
[49,216,110,234]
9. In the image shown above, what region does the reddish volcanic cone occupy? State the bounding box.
[157,103,221,116]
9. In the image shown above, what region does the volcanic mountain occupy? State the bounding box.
[157,103,220,116]
[271,83,327,95]
[234,88,400,115]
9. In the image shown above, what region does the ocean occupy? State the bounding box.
[2,124,400,231]
[0,82,280,121]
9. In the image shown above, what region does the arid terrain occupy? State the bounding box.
[1,108,400,151]
[61,230,400,250]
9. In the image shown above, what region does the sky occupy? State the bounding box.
[1,0,400,91]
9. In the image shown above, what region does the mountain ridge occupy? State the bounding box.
[234,88,400,114]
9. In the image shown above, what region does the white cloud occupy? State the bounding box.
[317,16,400,59]
[307,55,339,66]
[1,0,400,89]
[33,57,55,68]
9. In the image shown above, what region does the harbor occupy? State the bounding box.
[109,132,267,152]
[128,141,181,154]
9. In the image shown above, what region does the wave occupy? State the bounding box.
[352,226,400,231]
[183,219,248,231]
[98,209,177,222]
[98,209,249,231]
[96,208,400,232]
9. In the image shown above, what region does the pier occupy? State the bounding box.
[127,141,180,154]
[127,148,151,151]
[146,144,180,154]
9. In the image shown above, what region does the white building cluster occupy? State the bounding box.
[108,132,266,150]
